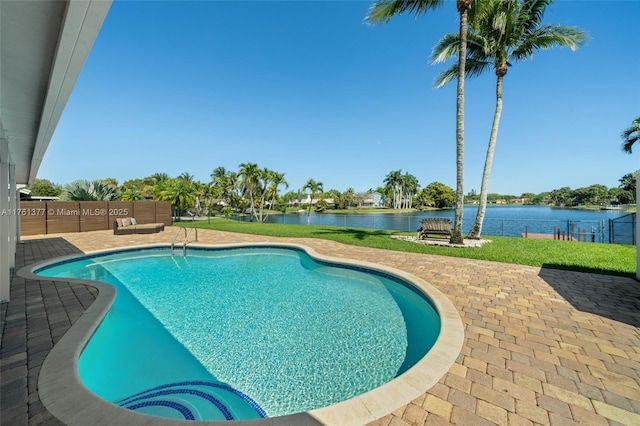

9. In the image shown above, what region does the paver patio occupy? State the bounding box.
[1,227,639,425]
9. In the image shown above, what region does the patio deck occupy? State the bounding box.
[1,227,640,425]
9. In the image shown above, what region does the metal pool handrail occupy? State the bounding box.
[171,226,198,255]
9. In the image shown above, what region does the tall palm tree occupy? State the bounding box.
[402,172,419,208]
[431,0,586,239]
[254,167,274,222]
[238,162,261,220]
[621,117,640,154]
[302,178,323,223]
[383,170,403,209]
[366,0,474,243]
[267,171,288,210]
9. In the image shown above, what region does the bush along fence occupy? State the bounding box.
[17,201,172,236]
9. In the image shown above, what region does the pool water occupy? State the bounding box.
[38,246,440,421]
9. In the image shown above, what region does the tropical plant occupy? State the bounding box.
[62,179,120,201]
[612,173,636,204]
[549,186,573,206]
[367,0,473,243]
[341,188,356,209]
[177,172,195,183]
[29,178,62,197]
[421,181,456,208]
[383,170,404,209]
[401,172,419,208]
[431,0,586,239]
[621,117,640,154]
[120,189,144,201]
[254,167,274,222]
[151,172,170,183]
[102,177,118,188]
[303,178,323,222]
[267,171,288,210]
[156,178,196,217]
[238,162,261,220]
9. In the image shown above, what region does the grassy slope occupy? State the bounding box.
[176,219,636,277]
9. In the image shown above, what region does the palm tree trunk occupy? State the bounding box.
[468,73,504,239]
[450,2,470,245]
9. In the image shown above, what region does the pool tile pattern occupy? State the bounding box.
[2,227,640,425]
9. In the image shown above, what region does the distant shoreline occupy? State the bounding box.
[301,204,637,215]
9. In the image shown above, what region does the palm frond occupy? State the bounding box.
[365,0,443,25]
[511,25,587,60]
[621,117,640,154]
[429,32,460,63]
[433,58,490,88]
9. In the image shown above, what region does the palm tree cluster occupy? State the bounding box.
[383,170,419,209]
[211,164,289,222]
[367,0,586,241]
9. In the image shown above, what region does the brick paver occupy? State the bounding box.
[1,227,639,425]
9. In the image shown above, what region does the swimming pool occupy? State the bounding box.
[25,242,464,425]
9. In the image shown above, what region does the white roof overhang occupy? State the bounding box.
[0,0,111,185]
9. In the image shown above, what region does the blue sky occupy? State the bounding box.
[39,0,639,196]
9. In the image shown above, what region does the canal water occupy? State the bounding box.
[246,206,631,243]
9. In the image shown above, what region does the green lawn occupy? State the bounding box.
[175,218,637,277]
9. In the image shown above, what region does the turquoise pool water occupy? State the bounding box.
[37,246,440,421]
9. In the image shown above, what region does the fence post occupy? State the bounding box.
[524,225,528,238]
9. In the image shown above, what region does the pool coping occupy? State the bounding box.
[18,241,464,426]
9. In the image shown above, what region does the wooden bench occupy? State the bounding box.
[417,218,452,239]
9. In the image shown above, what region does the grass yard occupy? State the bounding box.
[175,219,636,277]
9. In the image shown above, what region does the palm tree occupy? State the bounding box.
[383,170,403,209]
[254,167,275,222]
[238,162,261,220]
[366,0,473,244]
[621,117,640,154]
[619,173,636,193]
[121,188,144,201]
[342,187,356,209]
[302,178,323,223]
[151,172,170,184]
[267,171,288,210]
[157,179,196,218]
[177,172,195,183]
[431,0,586,239]
[402,172,419,208]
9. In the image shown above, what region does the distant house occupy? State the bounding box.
[297,196,334,208]
[510,198,529,204]
[361,192,384,208]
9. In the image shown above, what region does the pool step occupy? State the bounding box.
[116,380,266,421]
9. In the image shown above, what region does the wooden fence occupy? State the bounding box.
[19,201,172,236]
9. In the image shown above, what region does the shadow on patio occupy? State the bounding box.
[539,265,640,328]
